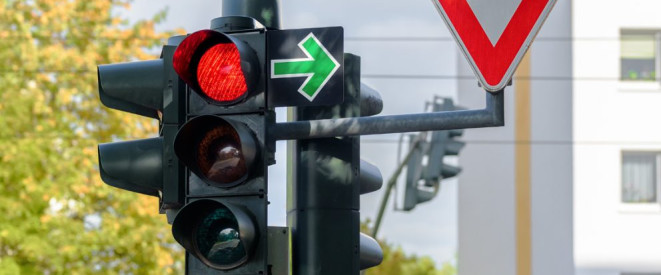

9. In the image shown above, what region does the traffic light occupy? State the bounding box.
[289,54,383,274]
[424,98,465,184]
[403,98,464,211]
[168,24,271,274]
[402,133,434,211]
[97,38,185,213]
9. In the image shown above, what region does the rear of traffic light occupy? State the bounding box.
[97,58,164,197]
[403,98,465,211]
[289,54,383,274]
[97,40,185,211]
[169,26,271,274]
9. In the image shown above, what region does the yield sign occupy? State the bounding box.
[433,0,557,92]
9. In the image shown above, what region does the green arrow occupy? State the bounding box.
[271,33,340,101]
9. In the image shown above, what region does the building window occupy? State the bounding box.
[622,151,659,203]
[621,30,660,81]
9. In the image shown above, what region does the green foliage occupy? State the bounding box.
[0,0,185,273]
[361,220,457,275]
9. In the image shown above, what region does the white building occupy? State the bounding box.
[458,0,661,274]
[573,0,661,274]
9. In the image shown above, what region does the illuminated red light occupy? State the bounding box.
[197,43,248,102]
[173,30,248,104]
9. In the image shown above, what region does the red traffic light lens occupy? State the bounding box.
[197,43,248,102]
[173,30,250,104]
[197,127,247,184]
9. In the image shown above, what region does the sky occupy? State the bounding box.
[123,0,461,266]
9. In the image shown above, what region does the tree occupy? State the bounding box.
[361,220,457,275]
[0,0,184,273]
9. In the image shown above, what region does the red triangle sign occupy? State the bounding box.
[433,0,557,92]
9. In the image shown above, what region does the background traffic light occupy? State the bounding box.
[168,21,272,274]
[403,98,465,211]
[424,99,465,184]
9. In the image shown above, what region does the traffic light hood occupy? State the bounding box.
[98,138,163,197]
[97,59,164,119]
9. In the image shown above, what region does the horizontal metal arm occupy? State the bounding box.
[271,90,504,140]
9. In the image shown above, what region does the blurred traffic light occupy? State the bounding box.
[403,98,465,211]
[424,98,465,183]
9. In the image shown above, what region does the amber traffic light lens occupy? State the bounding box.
[174,116,257,188]
[197,127,247,184]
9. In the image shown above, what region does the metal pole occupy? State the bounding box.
[271,90,504,140]
[222,0,281,29]
[371,134,425,237]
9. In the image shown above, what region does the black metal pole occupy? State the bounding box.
[222,0,281,29]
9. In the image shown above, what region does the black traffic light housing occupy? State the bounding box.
[169,22,271,274]
[289,54,383,274]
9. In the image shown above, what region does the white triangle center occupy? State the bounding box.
[466,0,522,46]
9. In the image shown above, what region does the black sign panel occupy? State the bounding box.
[267,27,344,107]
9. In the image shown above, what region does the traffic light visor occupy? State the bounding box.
[97,59,164,119]
[173,30,258,105]
[98,138,163,197]
[174,115,257,187]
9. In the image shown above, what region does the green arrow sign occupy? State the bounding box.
[271,33,340,102]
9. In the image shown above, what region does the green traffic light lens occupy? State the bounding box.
[195,207,248,268]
